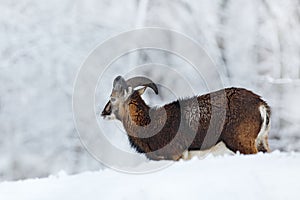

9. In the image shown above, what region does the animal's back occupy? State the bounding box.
[179,88,270,153]
[143,87,270,157]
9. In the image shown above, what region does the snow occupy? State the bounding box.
[0,152,299,200]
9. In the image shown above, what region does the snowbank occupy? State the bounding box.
[0,152,299,200]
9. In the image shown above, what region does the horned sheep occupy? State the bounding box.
[101,76,271,161]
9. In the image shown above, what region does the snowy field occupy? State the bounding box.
[0,152,299,200]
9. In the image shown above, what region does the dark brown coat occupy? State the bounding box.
[120,88,270,160]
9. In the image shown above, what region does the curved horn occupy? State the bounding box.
[126,76,158,94]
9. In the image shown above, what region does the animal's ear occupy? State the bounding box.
[101,101,112,117]
[137,87,147,96]
[113,76,128,92]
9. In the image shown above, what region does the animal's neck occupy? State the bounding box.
[127,95,151,126]
[121,94,154,154]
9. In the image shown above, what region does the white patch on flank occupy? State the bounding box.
[181,142,235,160]
[255,105,271,152]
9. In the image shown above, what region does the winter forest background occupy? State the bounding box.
[1,0,300,181]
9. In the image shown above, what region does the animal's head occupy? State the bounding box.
[101,75,158,121]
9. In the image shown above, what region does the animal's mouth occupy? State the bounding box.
[101,115,108,120]
[101,112,116,120]
[101,110,111,119]
[101,112,107,118]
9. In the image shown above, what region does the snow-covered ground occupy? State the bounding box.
[1,152,300,200]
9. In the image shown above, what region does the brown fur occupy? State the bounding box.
[103,87,271,161]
